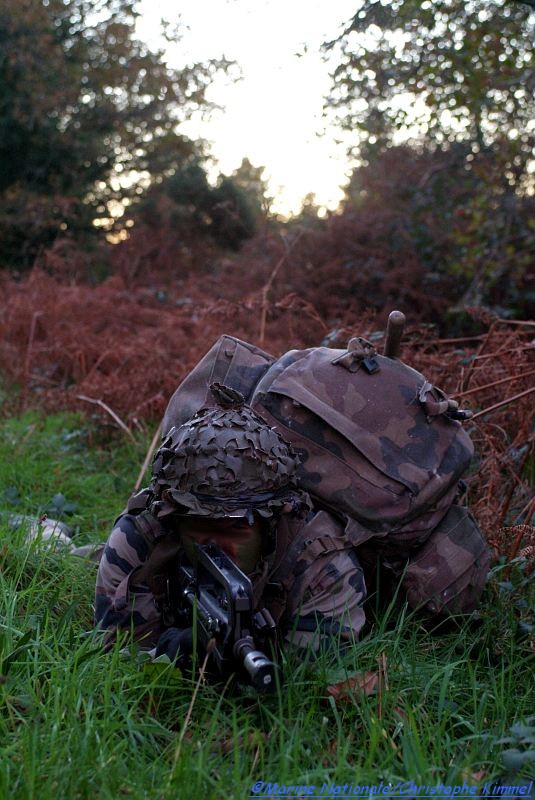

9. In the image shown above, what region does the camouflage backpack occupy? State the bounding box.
[162,319,474,552]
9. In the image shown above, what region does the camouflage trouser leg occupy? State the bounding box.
[402,505,491,616]
[71,543,105,562]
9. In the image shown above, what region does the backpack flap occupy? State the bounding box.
[252,346,474,529]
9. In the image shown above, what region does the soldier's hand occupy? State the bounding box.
[154,627,193,666]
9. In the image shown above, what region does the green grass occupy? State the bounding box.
[1,412,533,800]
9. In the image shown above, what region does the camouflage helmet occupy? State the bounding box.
[150,383,308,521]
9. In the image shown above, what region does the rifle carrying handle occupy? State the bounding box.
[384,310,406,359]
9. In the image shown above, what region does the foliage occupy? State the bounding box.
[1,268,533,555]
[0,412,533,798]
[324,1,534,313]
[325,0,534,160]
[0,0,229,268]
[128,160,261,261]
[494,715,535,775]
[0,411,147,533]
[230,157,273,224]
[208,175,259,249]
[344,144,535,313]
[293,192,324,225]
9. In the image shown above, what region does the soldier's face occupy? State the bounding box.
[180,516,264,573]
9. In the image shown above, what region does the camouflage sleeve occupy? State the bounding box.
[94,514,164,649]
[283,548,367,652]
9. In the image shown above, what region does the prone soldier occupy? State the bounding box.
[95,383,490,679]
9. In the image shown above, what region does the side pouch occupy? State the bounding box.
[402,505,491,615]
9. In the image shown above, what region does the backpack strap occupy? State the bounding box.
[271,511,351,587]
[256,511,353,625]
[248,513,292,612]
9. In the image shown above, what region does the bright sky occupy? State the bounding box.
[136,0,359,216]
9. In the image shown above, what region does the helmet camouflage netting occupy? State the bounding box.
[150,383,308,520]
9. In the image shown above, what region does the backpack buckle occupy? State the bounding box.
[332,337,380,374]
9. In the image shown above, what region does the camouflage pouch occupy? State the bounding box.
[162,335,275,435]
[402,505,491,615]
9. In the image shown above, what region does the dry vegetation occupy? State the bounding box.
[0,258,533,565]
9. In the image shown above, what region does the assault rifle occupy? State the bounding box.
[175,542,279,694]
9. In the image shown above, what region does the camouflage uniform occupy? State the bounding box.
[95,384,490,655]
[95,503,367,652]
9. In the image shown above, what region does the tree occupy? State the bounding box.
[124,159,260,274]
[208,176,258,249]
[0,0,229,267]
[323,1,535,317]
[297,192,322,222]
[230,158,273,223]
[160,159,262,247]
[325,0,534,165]
[344,143,534,313]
